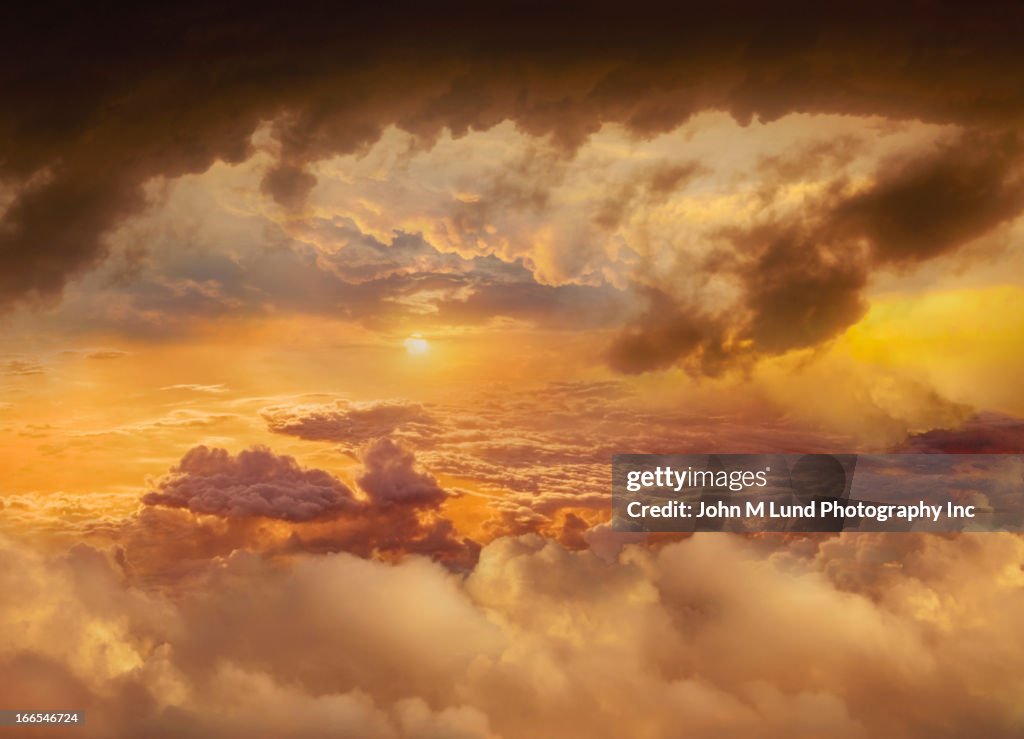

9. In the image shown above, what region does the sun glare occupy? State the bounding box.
[404,334,429,355]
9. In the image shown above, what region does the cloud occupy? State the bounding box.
[609,131,1024,374]
[263,400,437,445]
[3,531,1024,737]
[358,437,447,508]
[141,445,360,522]
[894,412,1024,453]
[85,350,129,360]
[259,162,318,211]
[4,3,1024,313]
[43,197,628,336]
[137,441,478,573]
[13,108,1016,375]
[161,384,228,393]
[309,224,498,284]
[606,289,728,374]
[836,132,1024,264]
[0,537,500,738]
[432,278,630,330]
[259,381,876,542]
[592,162,704,231]
[2,358,45,376]
[77,410,238,438]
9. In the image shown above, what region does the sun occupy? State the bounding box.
[404,334,429,355]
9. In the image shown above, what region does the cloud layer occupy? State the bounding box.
[2,531,1024,738]
[3,3,1024,378]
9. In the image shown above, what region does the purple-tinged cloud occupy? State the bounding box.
[263,400,436,444]
[358,437,447,508]
[142,445,359,522]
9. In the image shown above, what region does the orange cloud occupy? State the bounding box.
[2,532,1024,737]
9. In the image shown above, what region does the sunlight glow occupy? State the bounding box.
[404,335,429,355]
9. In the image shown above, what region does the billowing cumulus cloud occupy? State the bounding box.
[141,445,360,522]
[358,437,447,508]
[2,532,1024,737]
[136,440,478,574]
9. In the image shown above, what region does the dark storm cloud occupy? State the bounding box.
[259,163,318,210]
[606,289,727,375]
[610,130,1024,373]
[3,1,1024,309]
[731,219,869,356]
[835,132,1024,264]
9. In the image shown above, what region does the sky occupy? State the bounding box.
[2,3,1024,737]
